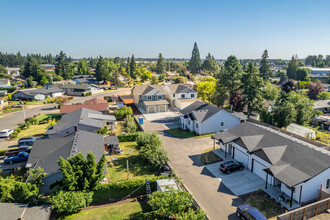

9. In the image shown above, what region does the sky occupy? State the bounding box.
[0,0,330,59]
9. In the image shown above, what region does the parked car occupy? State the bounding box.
[18,139,35,147]
[4,152,29,164]
[236,204,267,220]
[4,146,32,156]
[18,136,37,143]
[219,160,244,174]
[0,129,14,138]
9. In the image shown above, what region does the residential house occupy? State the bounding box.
[45,80,76,88]
[308,75,329,83]
[27,130,105,194]
[164,84,198,110]
[45,108,105,138]
[73,75,99,84]
[0,203,51,220]
[59,84,103,96]
[179,100,247,135]
[0,79,11,88]
[5,67,20,77]
[212,122,330,207]
[40,64,55,72]
[156,179,179,192]
[132,85,169,113]
[60,98,109,114]
[313,100,330,113]
[104,135,120,154]
[14,87,64,100]
[304,67,330,75]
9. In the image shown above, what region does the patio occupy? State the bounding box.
[211,149,301,210]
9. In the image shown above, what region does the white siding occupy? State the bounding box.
[51,92,64,97]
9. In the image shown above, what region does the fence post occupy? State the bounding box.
[314,204,318,216]
[327,200,329,210]
[303,208,306,218]
[290,213,293,220]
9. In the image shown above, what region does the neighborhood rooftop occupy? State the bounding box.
[133,84,166,96]
[212,122,330,188]
[165,84,195,94]
[0,203,51,220]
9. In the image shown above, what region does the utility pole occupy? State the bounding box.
[21,101,26,121]
[127,159,129,180]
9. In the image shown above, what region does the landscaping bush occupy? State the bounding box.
[118,132,140,142]
[3,106,12,113]
[114,105,133,119]
[0,86,16,93]
[0,148,18,156]
[85,92,92,96]
[49,191,93,214]
[126,115,138,133]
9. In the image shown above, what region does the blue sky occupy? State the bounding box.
[0,0,329,59]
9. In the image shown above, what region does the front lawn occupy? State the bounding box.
[200,148,222,164]
[9,100,47,105]
[106,142,158,183]
[64,201,148,220]
[240,191,285,219]
[34,113,61,121]
[16,124,49,138]
[167,128,215,139]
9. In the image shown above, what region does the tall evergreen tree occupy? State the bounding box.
[189,42,201,74]
[95,56,109,83]
[130,55,136,79]
[126,57,131,78]
[55,51,71,79]
[259,50,272,80]
[21,57,46,83]
[156,53,166,75]
[215,55,243,110]
[201,53,219,75]
[241,62,264,115]
[286,56,299,80]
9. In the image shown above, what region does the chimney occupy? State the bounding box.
[74,125,78,132]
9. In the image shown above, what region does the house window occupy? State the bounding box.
[188,120,191,125]
[327,179,330,189]
[173,94,175,97]
[191,94,195,98]
[158,95,162,99]
[181,94,185,98]
[196,123,198,128]
[221,122,224,126]
[148,96,152,100]
[139,95,142,99]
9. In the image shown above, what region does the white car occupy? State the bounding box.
[0,129,14,138]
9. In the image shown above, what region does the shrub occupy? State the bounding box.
[126,115,138,133]
[0,148,18,156]
[3,106,12,113]
[176,208,206,220]
[49,191,93,214]
[118,132,140,142]
[114,105,133,119]
[96,126,108,135]
[0,87,16,93]
[81,93,85,96]
[85,92,92,96]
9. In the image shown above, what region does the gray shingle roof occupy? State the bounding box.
[132,85,166,96]
[28,130,105,174]
[16,87,63,96]
[212,122,330,187]
[0,203,51,220]
[180,101,222,123]
[45,108,103,135]
[59,84,94,89]
[166,84,195,94]
[104,136,119,146]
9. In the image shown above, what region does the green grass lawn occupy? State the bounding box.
[304,125,330,146]
[9,100,47,105]
[16,124,49,138]
[64,201,148,220]
[34,113,61,121]
[167,128,215,139]
[200,148,222,164]
[106,142,157,183]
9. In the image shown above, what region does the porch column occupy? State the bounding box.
[225,144,227,158]
[265,172,268,189]
[213,138,215,150]
[290,188,294,208]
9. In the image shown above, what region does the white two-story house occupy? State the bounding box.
[179,100,246,135]
[164,84,198,110]
[212,122,330,208]
[132,85,169,113]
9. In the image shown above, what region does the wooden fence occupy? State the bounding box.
[277,198,330,220]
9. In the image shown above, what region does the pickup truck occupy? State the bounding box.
[4,152,29,164]
[4,146,32,156]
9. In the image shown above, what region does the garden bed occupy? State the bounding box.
[200,148,222,164]
[167,128,215,139]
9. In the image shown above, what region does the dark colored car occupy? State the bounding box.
[219,160,244,174]
[4,152,29,164]
[18,136,37,143]
[236,204,267,220]
[4,146,32,156]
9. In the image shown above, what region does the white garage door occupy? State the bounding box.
[234,147,249,167]
[159,105,166,112]
[148,106,156,113]
[253,159,267,181]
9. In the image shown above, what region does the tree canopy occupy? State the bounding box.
[55,51,72,80]
[156,53,166,75]
[259,50,272,80]
[188,42,201,74]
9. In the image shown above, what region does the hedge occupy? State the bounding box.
[0,147,18,156]
[0,87,16,93]
[118,132,140,142]
[93,176,166,203]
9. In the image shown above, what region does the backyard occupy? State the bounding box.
[167,128,215,139]
[240,191,285,219]
[63,201,149,220]
[106,141,158,183]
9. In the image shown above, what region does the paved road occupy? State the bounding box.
[0,88,131,150]
[160,132,242,220]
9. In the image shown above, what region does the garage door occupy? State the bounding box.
[148,106,156,113]
[252,159,268,182]
[233,147,249,167]
[159,105,166,112]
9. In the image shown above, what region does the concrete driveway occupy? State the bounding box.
[205,162,265,196]
[0,156,26,171]
[160,132,242,220]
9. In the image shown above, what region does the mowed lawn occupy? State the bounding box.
[64,202,146,220]
[106,142,157,182]
[16,124,49,138]
[167,128,215,139]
